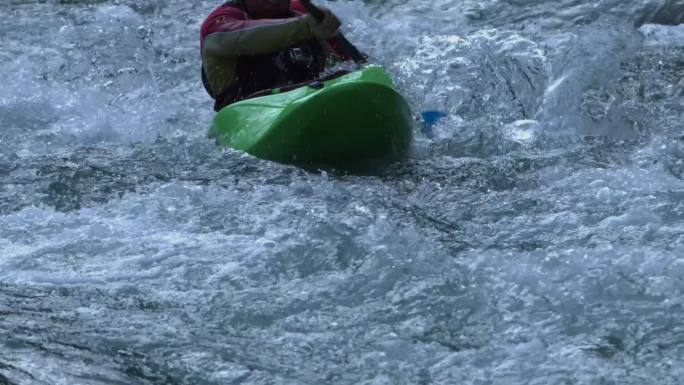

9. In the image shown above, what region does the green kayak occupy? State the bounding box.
[208,66,413,166]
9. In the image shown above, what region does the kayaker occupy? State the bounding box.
[200,0,353,111]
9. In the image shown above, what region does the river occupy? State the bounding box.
[1,0,683,384]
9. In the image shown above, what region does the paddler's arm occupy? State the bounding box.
[202,16,318,58]
[289,0,356,61]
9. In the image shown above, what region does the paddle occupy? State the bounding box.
[420,93,448,136]
[299,0,367,64]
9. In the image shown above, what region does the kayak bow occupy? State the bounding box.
[208,66,413,166]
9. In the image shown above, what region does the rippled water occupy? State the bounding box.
[2,0,684,384]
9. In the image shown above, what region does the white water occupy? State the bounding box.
[1,0,683,384]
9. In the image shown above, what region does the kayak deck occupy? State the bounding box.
[209,66,413,166]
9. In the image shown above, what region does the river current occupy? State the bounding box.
[1,0,684,384]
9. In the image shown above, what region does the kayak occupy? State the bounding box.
[208,66,413,166]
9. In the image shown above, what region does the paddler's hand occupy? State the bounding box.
[304,7,341,40]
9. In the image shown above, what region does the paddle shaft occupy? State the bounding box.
[299,0,367,64]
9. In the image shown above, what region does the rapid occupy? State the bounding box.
[1,0,684,384]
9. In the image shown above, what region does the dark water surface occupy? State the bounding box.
[1,0,684,384]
